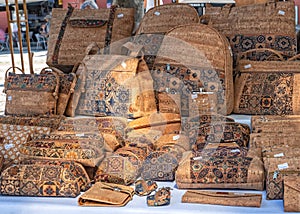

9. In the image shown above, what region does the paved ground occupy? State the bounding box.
[0,48,48,114]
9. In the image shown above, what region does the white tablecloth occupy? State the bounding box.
[0,182,290,214]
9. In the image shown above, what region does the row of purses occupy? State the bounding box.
[0,111,252,170]
[0,113,256,195]
[250,115,300,212]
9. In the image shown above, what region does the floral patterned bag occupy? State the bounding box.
[0,160,91,197]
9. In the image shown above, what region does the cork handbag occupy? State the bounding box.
[4,67,60,116]
[57,116,127,139]
[73,43,157,119]
[176,153,265,190]
[47,5,135,72]
[56,117,128,151]
[251,116,300,134]
[20,159,91,191]
[204,0,297,69]
[234,49,300,115]
[151,23,234,116]
[262,147,300,160]
[0,140,4,173]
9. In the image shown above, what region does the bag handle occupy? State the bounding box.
[237,48,285,62]
[4,67,25,93]
[39,67,62,100]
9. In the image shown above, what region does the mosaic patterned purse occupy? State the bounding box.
[47,5,135,73]
[94,154,138,185]
[176,154,265,190]
[0,160,91,197]
[20,159,91,191]
[74,49,157,118]
[181,114,235,146]
[78,182,134,207]
[135,180,158,196]
[140,151,178,181]
[150,64,203,117]
[234,50,300,115]
[124,131,156,155]
[4,67,60,116]
[192,122,251,151]
[147,187,172,207]
[204,0,297,68]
